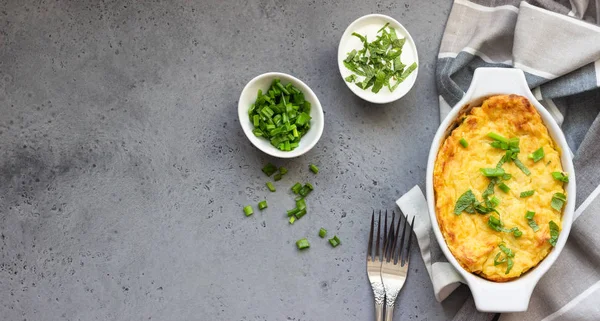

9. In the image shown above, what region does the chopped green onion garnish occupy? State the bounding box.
[258,200,268,210]
[279,167,288,175]
[243,205,253,216]
[487,132,509,143]
[513,158,531,176]
[266,182,276,192]
[305,183,314,190]
[552,172,569,183]
[490,196,500,208]
[296,238,310,250]
[498,182,510,193]
[287,208,300,217]
[273,173,282,181]
[296,198,306,211]
[551,193,566,211]
[549,221,560,246]
[502,173,512,180]
[454,190,477,215]
[262,163,278,176]
[319,228,327,238]
[291,182,302,194]
[249,79,312,151]
[520,190,535,198]
[329,235,341,247]
[295,208,307,219]
[494,243,515,274]
[488,214,503,231]
[289,216,296,224]
[299,185,312,197]
[459,138,468,148]
[343,25,417,93]
[528,147,545,163]
[309,164,319,174]
[525,211,540,232]
[480,168,506,177]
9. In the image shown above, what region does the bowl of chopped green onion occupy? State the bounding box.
[338,14,419,104]
[238,72,324,158]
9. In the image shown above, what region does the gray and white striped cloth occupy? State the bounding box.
[433,1,600,320]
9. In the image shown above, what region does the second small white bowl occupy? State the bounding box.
[238,72,324,158]
[337,14,419,104]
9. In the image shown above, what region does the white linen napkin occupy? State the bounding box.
[395,185,465,302]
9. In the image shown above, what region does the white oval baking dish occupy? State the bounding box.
[425,67,576,312]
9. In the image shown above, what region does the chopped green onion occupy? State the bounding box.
[262,163,278,176]
[289,216,296,224]
[490,196,500,208]
[279,167,288,175]
[487,132,509,143]
[291,183,302,194]
[299,185,312,197]
[319,228,327,238]
[498,182,510,193]
[525,211,540,232]
[345,74,357,83]
[295,208,307,219]
[266,182,276,192]
[454,190,477,215]
[551,193,566,211]
[490,141,509,150]
[513,158,531,176]
[309,164,319,174]
[287,208,300,217]
[552,172,569,183]
[549,221,560,246]
[258,200,268,210]
[488,214,503,232]
[273,173,282,181]
[529,147,545,163]
[296,238,310,250]
[480,168,506,177]
[296,198,306,211]
[502,173,512,180]
[329,235,341,247]
[459,138,468,148]
[520,190,535,198]
[243,205,253,216]
[305,183,314,190]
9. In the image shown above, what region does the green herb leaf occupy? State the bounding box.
[495,243,515,274]
[549,221,560,246]
[480,168,506,177]
[488,214,503,232]
[552,172,569,183]
[525,211,540,232]
[529,147,545,163]
[454,190,477,215]
[520,190,535,198]
[551,193,566,211]
[344,74,357,83]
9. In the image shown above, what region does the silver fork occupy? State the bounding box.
[367,210,386,321]
[381,211,415,321]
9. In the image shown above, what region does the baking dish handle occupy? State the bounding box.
[469,278,536,312]
[465,68,532,100]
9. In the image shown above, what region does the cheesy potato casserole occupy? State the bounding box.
[433,95,567,282]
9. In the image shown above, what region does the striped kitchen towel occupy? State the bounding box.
[433,1,600,320]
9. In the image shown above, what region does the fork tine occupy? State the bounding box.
[367,210,374,261]
[383,210,388,254]
[392,211,402,264]
[397,211,409,265]
[375,210,381,261]
[403,216,416,265]
[385,212,395,262]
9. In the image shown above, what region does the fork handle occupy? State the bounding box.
[375,303,384,321]
[384,304,394,321]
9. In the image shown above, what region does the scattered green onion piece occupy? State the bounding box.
[549,221,560,246]
[319,228,327,238]
[299,185,312,197]
[243,205,253,216]
[520,190,535,198]
[291,182,302,194]
[262,163,278,177]
[552,172,569,183]
[305,183,314,191]
[459,138,468,148]
[487,132,509,143]
[480,168,506,177]
[551,193,566,211]
[273,173,282,181]
[525,211,540,232]
[513,158,531,176]
[289,216,296,224]
[296,198,306,211]
[287,208,300,217]
[498,182,510,193]
[266,182,276,192]
[329,235,341,247]
[496,243,515,274]
[279,167,288,175]
[528,147,545,163]
[309,164,319,174]
[296,238,310,250]
[502,173,512,180]
[295,208,307,219]
[258,200,268,210]
[490,196,500,208]
[488,214,503,232]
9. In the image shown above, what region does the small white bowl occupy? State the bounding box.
[238,72,324,158]
[337,14,419,104]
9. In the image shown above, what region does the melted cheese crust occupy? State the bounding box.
[433,95,565,282]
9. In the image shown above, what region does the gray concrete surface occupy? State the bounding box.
[0,0,471,320]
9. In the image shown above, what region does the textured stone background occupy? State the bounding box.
[0,0,470,320]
